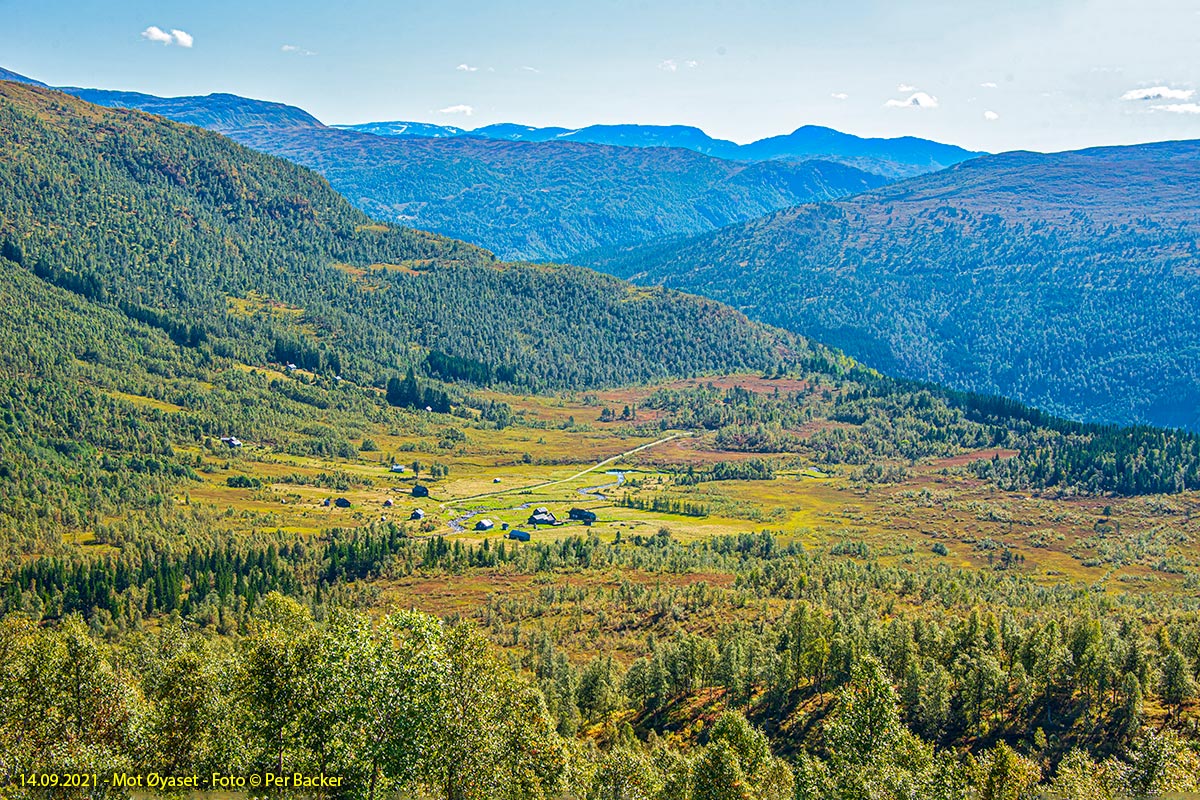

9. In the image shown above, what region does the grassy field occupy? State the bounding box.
[142,371,1199,602]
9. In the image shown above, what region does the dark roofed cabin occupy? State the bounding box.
[508,529,531,542]
[569,508,597,524]
[334,497,351,508]
[412,484,429,498]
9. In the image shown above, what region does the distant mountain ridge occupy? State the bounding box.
[579,139,1200,430]
[230,125,890,259]
[0,67,321,130]
[57,88,324,131]
[336,121,984,178]
[0,65,897,259]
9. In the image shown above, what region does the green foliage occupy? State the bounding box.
[582,144,1200,431]
[0,82,809,395]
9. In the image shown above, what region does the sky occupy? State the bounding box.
[2,0,1199,153]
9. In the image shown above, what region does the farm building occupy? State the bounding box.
[410,508,425,520]
[390,464,407,473]
[569,508,597,524]
[508,529,531,542]
[334,497,351,508]
[219,436,243,448]
[528,507,557,526]
[474,519,495,532]
[322,498,331,507]
[493,477,502,483]
[412,484,429,498]
[383,498,394,508]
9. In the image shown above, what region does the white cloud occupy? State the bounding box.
[281,44,316,56]
[831,92,849,100]
[456,63,478,72]
[983,110,1000,121]
[141,26,192,47]
[658,59,678,72]
[1152,102,1200,114]
[141,26,173,44]
[1122,86,1194,101]
[980,81,998,88]
[684,59,699,68]
[521,65,541,73]
[897,83,917,92]
[884,91,939,109]
[437,104,474,116]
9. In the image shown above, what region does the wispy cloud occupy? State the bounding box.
[141,26,193,47]
[456,63,478,72]
[521,66,541,73]
[885,91,939,109]
[980,81,998,88]
[281,44,316,56]
[1121,86,1194,101]
[1152,102,1200,114]
[983,110,1000,121]
[658,59,699,73]
[831,92,849,100]
[437,104,474,116]
[896,83,917,92]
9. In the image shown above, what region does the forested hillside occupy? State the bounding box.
[0,80,810,391]
[227,125,887,260]
[581,141,1200,431]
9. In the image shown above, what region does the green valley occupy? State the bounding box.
[1,81,1199,800]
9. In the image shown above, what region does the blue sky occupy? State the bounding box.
[2,0,1198,152]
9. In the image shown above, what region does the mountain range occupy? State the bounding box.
[580,139,1200,430]
[0,66,971,260]
[3,65,1196,432]
[337,120,983,179]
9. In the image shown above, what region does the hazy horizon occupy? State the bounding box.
[3,0,1199,153]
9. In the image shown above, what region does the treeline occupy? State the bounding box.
[619,494,711,517]
[4,541,306,626]
[674,458,776,485]
[643,378,1200,495]
[386,368,452,413]
[424,348,517,386]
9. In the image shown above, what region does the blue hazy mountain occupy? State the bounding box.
[337,121,982,177]
[57,87,323,131]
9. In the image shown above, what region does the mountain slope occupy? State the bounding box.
[57,87,324,131]
[0,79,817,392]
[338,121,983,178]
[228,124,889,260]
[0,67,46,87]
[0,69,892,261]
[579,141,1200,430]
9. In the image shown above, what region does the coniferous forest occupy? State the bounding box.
[0,76,1199,800]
